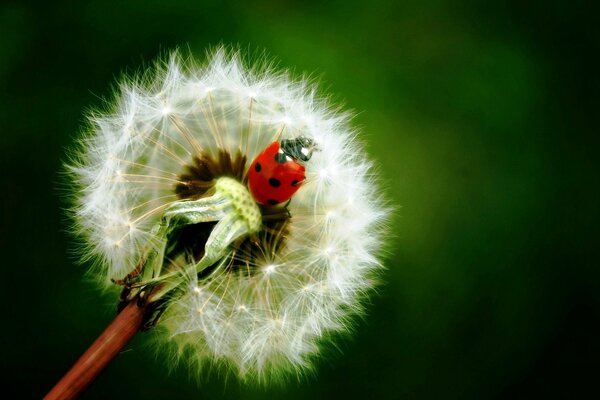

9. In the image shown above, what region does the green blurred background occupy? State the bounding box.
[1,0,598,398]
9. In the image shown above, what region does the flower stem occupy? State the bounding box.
[45,301,145,400]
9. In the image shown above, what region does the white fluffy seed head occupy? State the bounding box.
[68,48,389,384]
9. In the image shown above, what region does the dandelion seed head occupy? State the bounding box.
[69,47,389,384]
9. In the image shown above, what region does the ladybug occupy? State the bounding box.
[248,137,315,205]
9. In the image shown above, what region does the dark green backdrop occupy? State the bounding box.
[1,1,598,399]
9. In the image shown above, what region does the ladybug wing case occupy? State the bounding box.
[248,142,306,206]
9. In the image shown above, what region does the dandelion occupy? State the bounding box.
[48,48,388,398]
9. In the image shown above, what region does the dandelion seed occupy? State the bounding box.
[51,47,388,397]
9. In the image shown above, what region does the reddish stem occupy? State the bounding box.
[45,301,144,400]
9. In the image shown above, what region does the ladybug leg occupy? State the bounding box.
[283,199,292,217]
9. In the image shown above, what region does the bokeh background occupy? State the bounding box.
[1,0,598,398]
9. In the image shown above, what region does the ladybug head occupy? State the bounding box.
[280,137,316,162]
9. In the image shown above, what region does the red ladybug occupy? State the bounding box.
[248,137,315,205]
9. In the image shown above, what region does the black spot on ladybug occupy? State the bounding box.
[269,178,281,188]
[291,180,298,187]
[267,199,279,205]
[254,162,261,172]
[275,152,287,164]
